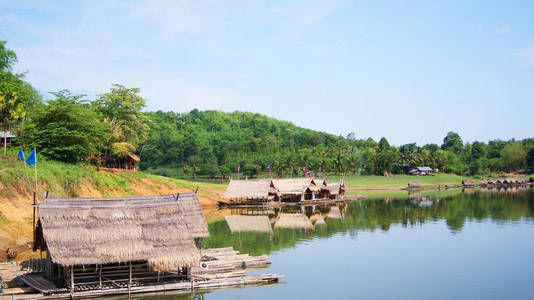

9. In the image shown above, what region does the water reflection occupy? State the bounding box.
[203,188,534,256]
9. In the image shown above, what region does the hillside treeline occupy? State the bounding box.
[2,40,534,178]
[141,111,534,178]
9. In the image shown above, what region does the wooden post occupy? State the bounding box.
[70,266,74,293]
[98,264,102,288]
[32,192,36,245]
[34,147,38,195]
[128,261,132,296]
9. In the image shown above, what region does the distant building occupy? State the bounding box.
[0,131,16,147]
[409,167,434,176]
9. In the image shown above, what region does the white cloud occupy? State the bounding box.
[495,25,511,35]
[516,43,534,67]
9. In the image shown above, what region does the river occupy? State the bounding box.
[140,187,534,300]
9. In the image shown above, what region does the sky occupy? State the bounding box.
[1,0,533,146]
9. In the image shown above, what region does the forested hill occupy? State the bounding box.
[140,110,344,178]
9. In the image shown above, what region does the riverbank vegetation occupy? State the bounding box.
[2,39,534,182]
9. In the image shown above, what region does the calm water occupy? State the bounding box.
[140,188,534,300]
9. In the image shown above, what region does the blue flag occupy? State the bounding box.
[26,149,37,166]
[17,148,25,162]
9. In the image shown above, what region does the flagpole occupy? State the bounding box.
[34,147,38,195]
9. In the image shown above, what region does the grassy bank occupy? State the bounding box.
[322,173,473,188]
[0,147,226,260]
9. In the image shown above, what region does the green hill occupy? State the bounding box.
[141,110,344,179]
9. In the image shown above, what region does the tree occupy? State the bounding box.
[25,90,109,163]
[0,41,39,153]
[0,40,17,72]
[378,137,390,152]
[527,148,534,172]
[442,132,463,154]
[93,84,150,164]
[501,143,526,172]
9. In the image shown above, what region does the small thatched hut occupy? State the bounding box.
[225,215,273,233]
[327,182,345,199]
[33,194,203,292]
[274,213,314,230]
[313,179,330,198]
[272,178,319,202]
[224,180,279,203]
[462,179,475,187]
[408,181,421,188]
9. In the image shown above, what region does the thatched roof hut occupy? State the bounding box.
[225,215,273,233]
[274,213,314,230]
[327,182,345,197]
[36,196,200,268]
[314,179,329,191]
[224,179,279,202]
[408,181,421,187]
[272,178,319,200]
[462,179,475,187]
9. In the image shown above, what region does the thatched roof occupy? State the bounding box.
[327,182,344,196]
[37,196,200,268]
[274,213,314,230]
[225,215,273,233]
[128,152,140,162]
[176,193,210,238]
[462,179,475,186]
[408,181,421,187]
[314,179,329,191]
[224,180,278,200]
[327,207,342,219]
[273,178,316,195]
[47,193,209,239]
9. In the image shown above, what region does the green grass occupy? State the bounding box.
[324,173,472,188]
[350,187,464,200]
[0,146,224,198]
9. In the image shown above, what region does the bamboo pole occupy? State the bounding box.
[70,266,74,293]
[32,192,36,245]
[34,147,38,195]
[128,261,132,297]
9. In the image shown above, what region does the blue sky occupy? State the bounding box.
[1,0,533,145]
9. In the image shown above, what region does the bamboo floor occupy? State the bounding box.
[218,196,364,208]
[0,248,282,299]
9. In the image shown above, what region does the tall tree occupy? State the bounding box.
[442,132,464,154]
[25,90,109,163]
[93,84,150,164]
[501,143,526,172]
[378,137,390,152]
[0,41,39,153]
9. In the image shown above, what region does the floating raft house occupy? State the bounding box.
[224,179,280,204]
[20,193,281,298]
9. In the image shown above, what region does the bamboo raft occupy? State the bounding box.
[0,248,281,299]
[218,196,363,208]
[194,247,271,274]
